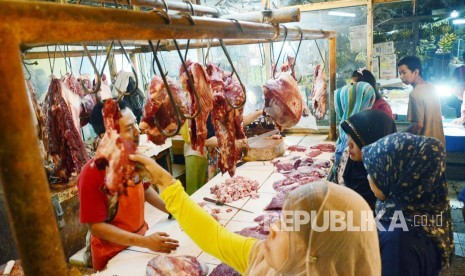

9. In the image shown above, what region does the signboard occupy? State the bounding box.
[349,25,367,52]
[380,54,397,79]
[373,41,395,56]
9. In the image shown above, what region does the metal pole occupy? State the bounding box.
[0,27,68,276]
[328,36,337,141]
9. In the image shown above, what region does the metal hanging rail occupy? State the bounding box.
[78,0,300,24]
[0,1,337,275]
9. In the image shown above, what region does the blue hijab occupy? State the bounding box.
[362,132,453,268]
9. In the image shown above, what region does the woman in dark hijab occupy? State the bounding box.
[333,109,397,210]
[363,132,454,276]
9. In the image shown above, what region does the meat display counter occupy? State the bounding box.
[95,134,333,275]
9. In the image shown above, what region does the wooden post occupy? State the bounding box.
[366,0,373,69]
[0,27,68,276]
[328,37,337,141]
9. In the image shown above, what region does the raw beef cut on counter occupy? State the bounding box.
[94,99,137,195]
[42,78,89,183]
[287,145,307,152]
[180,61,213,154]
[209,263,240,276]
[146,255,208,276]
[210,175,259,203]
[140,75,189,145]
[265,191,288,210]
[263,73,303,131]
[207,64,246,176]
[310,143,335,152]
[311,64,328,119]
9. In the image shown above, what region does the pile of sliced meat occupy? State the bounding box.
[264,147,332,210]
[180,61,213,154]
[207,64,246,176]
[210,175,259,203]
[263,72,303,131]
[311,64,328,119]
[42,78,89,183]
[146,255,208,276]
[140,75,190,145]
[94,99,137,195]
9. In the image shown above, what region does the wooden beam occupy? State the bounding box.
[0,26,69,276]
[287,0,367,12]
[0,1,335,46]
[373,0,411,3]
[329,37,337,141]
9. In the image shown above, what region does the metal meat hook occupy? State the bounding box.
[147,40,182,138]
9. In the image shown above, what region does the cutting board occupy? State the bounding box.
[245,131,284,161]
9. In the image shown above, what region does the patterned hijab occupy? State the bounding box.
[362,132,453,268]
[334,82,375,165]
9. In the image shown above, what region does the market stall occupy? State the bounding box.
[0,1,338,274]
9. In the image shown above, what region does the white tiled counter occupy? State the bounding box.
[96,134,334,275]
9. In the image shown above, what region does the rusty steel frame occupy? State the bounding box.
[0,1,337,274]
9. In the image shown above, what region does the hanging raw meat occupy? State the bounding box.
[140,75,189,145]
[311,64,328,119]
[280,55,296,80]
[180,61,213,154]
[42,78,89,183]
[207,64,246,176]
[61,74,83,132]
[146,255,208,276]
[263,73,303,131]
[94,99,137,195]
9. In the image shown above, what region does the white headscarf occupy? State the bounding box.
[245,181,381,275]
[112,70,134,97]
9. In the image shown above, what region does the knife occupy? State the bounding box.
[246,129,280,145]
[203,197,254,213]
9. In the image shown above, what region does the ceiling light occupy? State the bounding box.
[328,11,356,18]
[451,10,459,18]
[453,19,465,25]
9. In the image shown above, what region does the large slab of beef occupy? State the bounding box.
[207,64,246,176]
[42,78,89,183]
[146,255,208,276]
[180,61,213,154]
[62,74,84,132]
[140,75,189,145]
[263,73,302,131]
[311,64,328,119]
[94,99,137,195]
[210,175,259,203]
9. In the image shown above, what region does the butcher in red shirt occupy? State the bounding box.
[78,100,179,270]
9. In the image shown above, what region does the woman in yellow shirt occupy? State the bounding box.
[130,154,382,275]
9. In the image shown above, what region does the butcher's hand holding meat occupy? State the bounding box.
[130,154,258,274]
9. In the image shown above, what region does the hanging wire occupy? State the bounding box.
[272,25,288,79]
[218,39,247,109]
[81,43,102,95]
